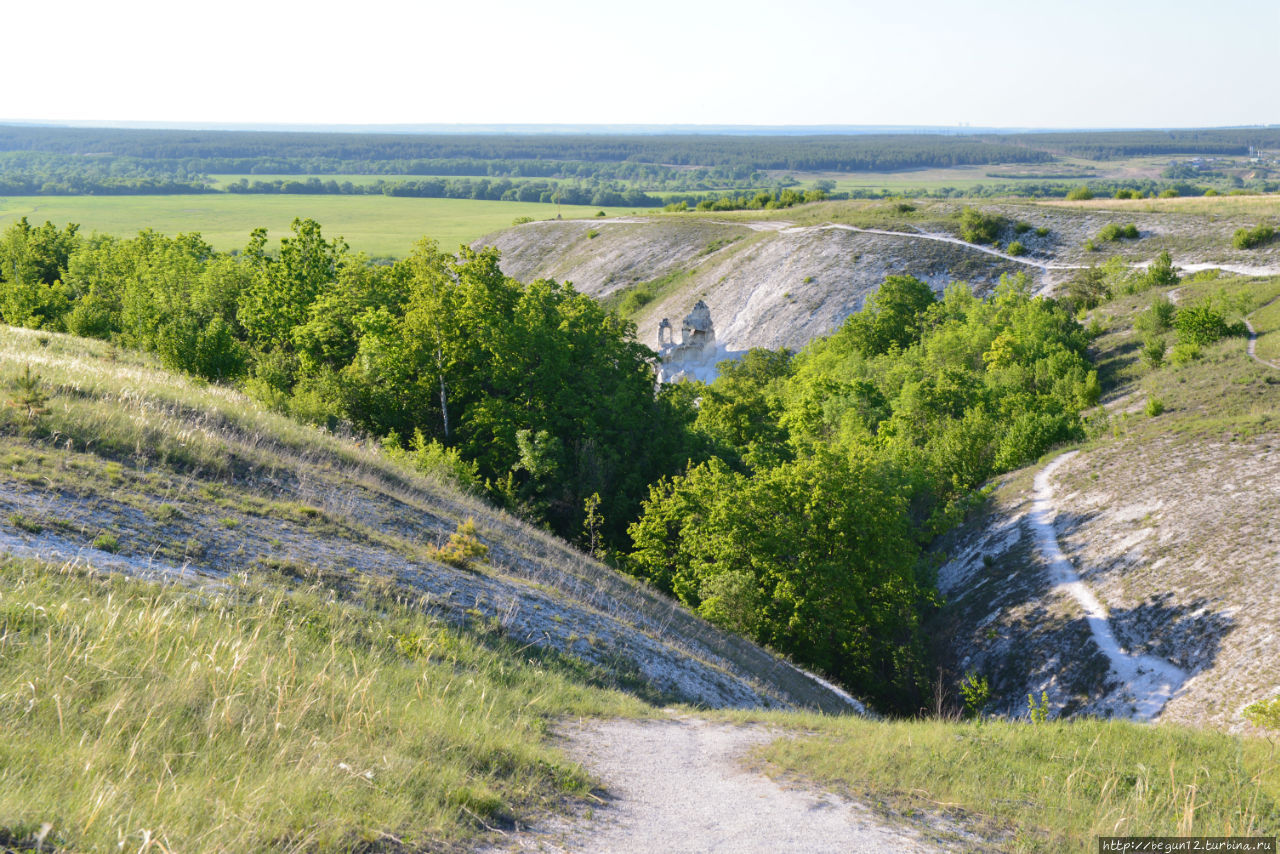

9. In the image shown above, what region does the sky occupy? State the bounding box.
[4,0,1277,130]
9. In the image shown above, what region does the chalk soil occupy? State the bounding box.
[493,716,942,853]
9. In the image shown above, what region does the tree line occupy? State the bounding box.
[0,125,1051,173]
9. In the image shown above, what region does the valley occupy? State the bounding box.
[2,123,1279,851]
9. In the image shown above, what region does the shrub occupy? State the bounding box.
[1065,186,1094,201]
[383,430,482,494]
[1098,223,1139,242]
[511,216,534,225]
[1159,188,1179,198]
[586,229,600,239]
[1035,226,1050,238]
[595,210,607,217]
[959,208,1007,245]
[1244,695,1280,730]
[1170,342,1201,365]
[959,671,991,719]
[1084,239,1097,252]
[1141,335,1166,368]
[1027,691,1050,723]
[1114,189,1139,199]
[1232,223,1276,249]
[1062,267,1110,313]
[1135,295,1176,334]
[1173,301,1233,346]
[428,518,489,570]
[1006,241,1025,257]
[1145,397,1165,417]
[8,364,49,423]
[1013,221,1032,235]
[1145,251,1178,287]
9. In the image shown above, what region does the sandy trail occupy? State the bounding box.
[492,717,942,854]
[1032,452,1187,719]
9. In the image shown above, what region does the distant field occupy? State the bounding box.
[0,194,632,256]
[1042,193,1280,216]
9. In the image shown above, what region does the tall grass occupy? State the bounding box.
[0,556,644,852]
[751,714,1280,851]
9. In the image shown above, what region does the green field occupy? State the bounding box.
[0,195,633,257]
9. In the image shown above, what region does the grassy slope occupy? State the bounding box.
[1252,295,1280,362]
[747,711,1279,852]
[0,557,642,852]
[0,195,633,258]
[0,323,864,850]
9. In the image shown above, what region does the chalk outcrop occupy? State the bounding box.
[657,300,739,383]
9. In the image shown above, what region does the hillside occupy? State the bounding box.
[0,325,858,715]
[931,270,1280,731]
[476,198,1280,356]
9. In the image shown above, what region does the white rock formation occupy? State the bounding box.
[657,300,740,383]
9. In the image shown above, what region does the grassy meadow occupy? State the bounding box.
[742,711,1280,851]
[0,195,633,257]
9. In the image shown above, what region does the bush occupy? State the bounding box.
[1173,301,1233,346]
[1065,186,1094,201]
[1170,342,1201,365]
[1145,397,1165,417]
[586,229,600,239]
[1035,226,1050,238]
[1013,221,1032,235]
[959,671,991,719]
[1135,295,1176,334]
[1141,335,1166,368]
[511,216,534,225]
[959,208,1007,245]
[1232,223,1275,250]
[1244,696,1280,730]
[428,518,489,570]
[1097,223,1139,242]
[1062,267,1110,313]
[1145,251,1178,287]
[1159,188,1179,198]
[1006,241,1025,257]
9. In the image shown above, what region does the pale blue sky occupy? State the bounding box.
[5,0,1276,128]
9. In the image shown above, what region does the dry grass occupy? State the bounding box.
[0,556,645,852]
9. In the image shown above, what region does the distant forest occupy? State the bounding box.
[1,124,1278,201]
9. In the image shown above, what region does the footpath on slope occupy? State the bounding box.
[1244,297,1280,370]
[1032,452,1188,719]
[487,716,945,854]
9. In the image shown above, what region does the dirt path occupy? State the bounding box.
[1032,452,1187,719]
[491,717,943,853]
[1244,299,1280,370]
